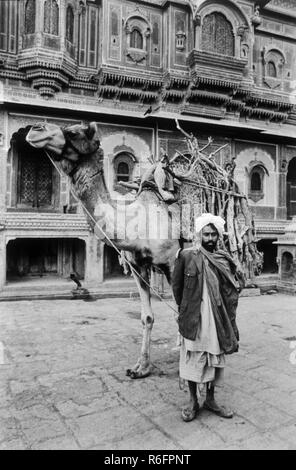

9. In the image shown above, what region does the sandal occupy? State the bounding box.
[203,401,234,419]
[181,404,199,422]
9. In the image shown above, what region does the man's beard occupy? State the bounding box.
[202,241,217,253]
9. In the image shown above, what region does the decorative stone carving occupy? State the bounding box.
[78,0,86,15]
[237,25,249,41]
[281,160,288,172]
[126,49,147,64]
[263,78,281,89]
[251,5,262,27]
[193,13,201,27]
[124,14,152,64]
[176,31,186,51]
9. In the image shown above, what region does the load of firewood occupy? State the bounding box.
[166,120,263,281]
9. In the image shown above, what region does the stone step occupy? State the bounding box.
[0,285,261,302]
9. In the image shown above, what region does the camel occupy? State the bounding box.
[25,121,262,379]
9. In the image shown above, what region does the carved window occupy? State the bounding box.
[281,252,293,280]
[130,28,143,49]
[18,153,53,208]
[116,162,130,182]
[25,0,36,34]
[111,11,119,36]
[251,170,262,191]
[176,31,186,51]
[113,153,135,191]
[78,4,98,68]
[110,9,120,51]
[152,22,159,46]
[0,0,18,53]
[66,5,74,43]
[201,13,234,57]
[88,6,98,67]
[267,61,277,77]
[249,165,265,202]
[264,49,285,83]
[79,8,86,64]
[44,0,59,36]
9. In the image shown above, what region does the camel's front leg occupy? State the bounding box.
[126,269,154,379]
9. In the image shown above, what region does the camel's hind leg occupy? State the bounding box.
[126,267,154,379]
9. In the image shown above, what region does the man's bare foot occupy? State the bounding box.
[203,399,234,419]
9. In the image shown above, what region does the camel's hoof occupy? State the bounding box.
[126,368,151,379]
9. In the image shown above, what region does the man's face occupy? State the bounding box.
[201,224,218,252]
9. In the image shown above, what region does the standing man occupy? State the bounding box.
[172,213,242,422]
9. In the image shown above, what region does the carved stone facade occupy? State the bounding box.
[0,0,296,289]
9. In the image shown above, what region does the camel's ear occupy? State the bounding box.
[85,122,98,140]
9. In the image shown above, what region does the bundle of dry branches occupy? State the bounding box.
[169,120,263,281]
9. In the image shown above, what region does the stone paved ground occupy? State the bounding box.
[0,294,295,450]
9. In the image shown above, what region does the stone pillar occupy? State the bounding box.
[275,217,296,294]
[0,110,7,213]
[0,232,6,290]
[278,168,288,220]
[84,234,103,284]
[0,147,7,213]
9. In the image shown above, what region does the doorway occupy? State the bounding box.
[6,238,86,281]
[256,239,278,274]
[103,245,125,279]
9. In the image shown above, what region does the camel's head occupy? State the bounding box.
[26,121,101,162]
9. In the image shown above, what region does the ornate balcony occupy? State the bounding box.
[187,50,249,89]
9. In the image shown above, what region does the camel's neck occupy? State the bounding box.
[71,161,132,248]
[95,171,113,206]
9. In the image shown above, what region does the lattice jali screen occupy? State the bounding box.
[19,153,53,207]
[201,13,234,57]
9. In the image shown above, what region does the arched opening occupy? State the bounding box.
[19,152,53,208]
[130,28,143,49]
[116,162,129,182]
[287,158,296,220]
[0,0,18,53]
[6,238,85,282]
[257,239,278,274]
[44,0,59,36]
[267,61,277,78]
[281,251,293,280]
[113,152,136,193]
[152,22,159,45]
[103,245,124,279]
[249,165,265,203]
[25,0,36,34]
[251,171,262,191]
[201,12,234,57]
[66,5,74,43]
[111,10,119,36]
[10,126,59,211]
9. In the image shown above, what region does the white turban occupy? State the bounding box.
[195,213,225,236]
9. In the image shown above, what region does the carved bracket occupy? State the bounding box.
[248,190,264,203]
[251,5,262,27]
[263,78,281,90]
[126,49,147,63]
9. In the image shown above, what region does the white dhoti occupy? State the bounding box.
[179,275,225,386]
